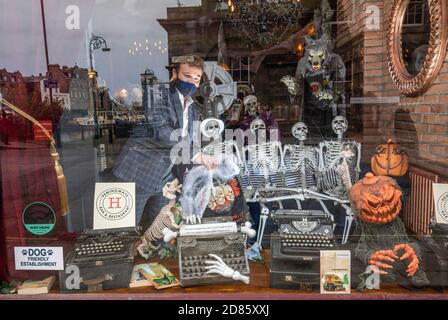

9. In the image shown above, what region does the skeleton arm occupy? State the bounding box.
[283,145,291,170]
[277,142,286,171]
[233,140,245,170]
[356,141,362,177]
[318,143,326,173]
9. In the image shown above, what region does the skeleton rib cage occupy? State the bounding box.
[318,140,362,199]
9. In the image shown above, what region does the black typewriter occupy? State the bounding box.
[178,217,249,287]
[273,209,335,257]
[60,227,140,293]
[72,227,139,263]
[270,209,336,290]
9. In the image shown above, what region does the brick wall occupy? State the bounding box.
[337,0,448,179]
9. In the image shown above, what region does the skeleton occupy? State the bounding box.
[137,179,182,259]
[243,95,259,117]
[245,118,283,187]
[200,118,245,169]
[283,122,319,191]
[318,116,361,199]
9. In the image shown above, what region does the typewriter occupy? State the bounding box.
[60,227,141,293]
[274,209,335,257]
[72,228,139,263]
[270,209,336,290]
[178,217,250,287]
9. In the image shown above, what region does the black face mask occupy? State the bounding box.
[174,79,198,97]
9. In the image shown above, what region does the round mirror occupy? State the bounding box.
[387,0,448,96]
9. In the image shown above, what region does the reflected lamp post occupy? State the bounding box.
[88,34,111,139]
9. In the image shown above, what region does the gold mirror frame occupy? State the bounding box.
[386,0,448,96]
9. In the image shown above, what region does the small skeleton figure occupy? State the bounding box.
[246,118,283,186]
[318,116,361,198]
[239,95,279,137]
[204,254,250,284]
[283,122,319,190]
[244,95,259,117]
[250,118,266,137]
[137,179,182,259]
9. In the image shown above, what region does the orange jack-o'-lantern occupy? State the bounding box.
[371,139,409,176]
[349,173,402,225]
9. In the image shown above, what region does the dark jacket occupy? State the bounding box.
[113,84,202,220]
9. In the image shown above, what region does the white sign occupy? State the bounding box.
[15,247,64,270]
[94,183,136,230]
[433,183,448,224]
[97,144,107,172]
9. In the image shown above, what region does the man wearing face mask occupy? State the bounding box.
[114,55,219,225]
[157,55,219,169]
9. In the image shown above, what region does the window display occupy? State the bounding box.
[1,0,448,301]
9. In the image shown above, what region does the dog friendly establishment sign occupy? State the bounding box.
[15,247,64,270]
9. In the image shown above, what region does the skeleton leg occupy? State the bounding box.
[295,199,302,210]
[257,205,270,248]
[340,203,354,245]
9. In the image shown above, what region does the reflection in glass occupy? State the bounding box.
[401,0,430,75]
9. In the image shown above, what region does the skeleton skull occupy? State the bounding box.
[291,122,308,141]
[243,95,259,117]
[332,116,348,137]
[250,118,266,134]
[200,118,224,139]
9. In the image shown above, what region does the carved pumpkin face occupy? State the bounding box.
[371,139,409,176]
[349,173,402,225]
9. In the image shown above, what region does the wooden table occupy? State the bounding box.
[1,250,447,300]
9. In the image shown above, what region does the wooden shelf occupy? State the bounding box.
[1,250,447,300]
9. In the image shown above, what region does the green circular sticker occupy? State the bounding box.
[22,202,56,235]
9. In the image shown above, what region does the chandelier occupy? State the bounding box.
[217,0,305,48]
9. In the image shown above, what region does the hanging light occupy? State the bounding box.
[296,42,304,56]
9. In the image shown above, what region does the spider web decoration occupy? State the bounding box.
[223,0,305,48]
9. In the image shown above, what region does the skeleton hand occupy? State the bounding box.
[241,221,256,238]
[394,244,419,277]
[280,75,299,96]
[162,228,178,243]
[369,250,399,275]
[204,254,250,284]
[193,152,219,170]
[185,215,202,225]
